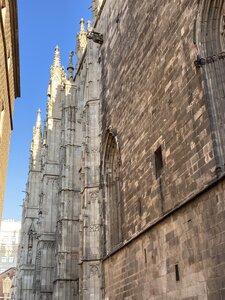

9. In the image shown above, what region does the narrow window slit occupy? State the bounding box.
[138,199,142,216]
[155,145,163,178]
[144,248,147,264]
[175,264,180,281]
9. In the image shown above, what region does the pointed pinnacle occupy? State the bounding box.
[35,109,41,128]
[53,45,61,67]
[87,20,92,33]
[67,51,74,70]
[67,51,74,81]
[80,18,85,33]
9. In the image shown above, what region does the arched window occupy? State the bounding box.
[196,0,225,55]
[102,130,122,252]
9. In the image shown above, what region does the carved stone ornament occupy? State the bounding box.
[90,224,100,232]
[91,147,99,154]
[90,265,99,277]
[89,190,99,202]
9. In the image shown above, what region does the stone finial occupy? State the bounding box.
[76,18,87,69]
[67,51,74,81]
[68,51,74,69]
[53,45,61,67]
[32,109,42,139]
[87,21,92,33]
[78,19,87,49]
[80,18,85,33]
[35,109,41,128]
[49,46,66,95]
[30,109,42,169]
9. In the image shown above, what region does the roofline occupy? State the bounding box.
[0,267,15,276]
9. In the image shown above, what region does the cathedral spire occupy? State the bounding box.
[36,108,41,128]
[87,20,92,33]
[30,109,42,170]
[53,45,61,67]
[32,109,42,145]
[78,18,87,49]
[49,46,66,101]
[80,18,85,33]
[76,19,87,69]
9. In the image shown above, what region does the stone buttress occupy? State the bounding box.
[31,46,65,300]
[16,109,42,300]
[52,50,82,299]
[78,25,102,300]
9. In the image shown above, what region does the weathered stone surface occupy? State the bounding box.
[103,181,225,299]
[98,0,225,299]
[16,0,225,299]
[98,0,216,241]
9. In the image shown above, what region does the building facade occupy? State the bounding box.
[0,220,21,274]
[0,267,15,300]
[16,0,225,299]
[0,0,20,221]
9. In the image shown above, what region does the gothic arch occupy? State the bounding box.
[195,0,225,175]
[101,129,122,252]
[196,0,225,56]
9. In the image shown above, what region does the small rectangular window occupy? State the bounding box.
[138,199,142,216]
[8,257,14,263]
[175,264,180,281]
[2,237,8,244]
[155,146,163,178]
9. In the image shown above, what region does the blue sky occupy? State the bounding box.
[3,0,91,220]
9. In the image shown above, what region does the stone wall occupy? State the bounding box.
[99,0,216,242]
[103,178,225,299]
[97,0,225,298]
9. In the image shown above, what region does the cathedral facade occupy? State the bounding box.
[16,0,225,299]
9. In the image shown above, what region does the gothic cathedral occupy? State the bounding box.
[15,0,225,299]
